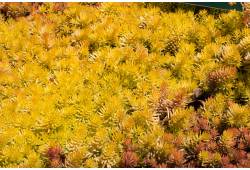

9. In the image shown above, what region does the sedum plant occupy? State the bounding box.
[0,2,249,168]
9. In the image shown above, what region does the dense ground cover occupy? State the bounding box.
[0,3,249,167]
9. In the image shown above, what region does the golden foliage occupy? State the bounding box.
[0,2,249,168]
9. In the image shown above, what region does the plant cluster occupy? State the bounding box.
[0,3,249,167]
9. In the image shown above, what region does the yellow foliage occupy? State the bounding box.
[0,2,249,168]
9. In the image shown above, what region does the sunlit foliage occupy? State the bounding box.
[0,2,249,167]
